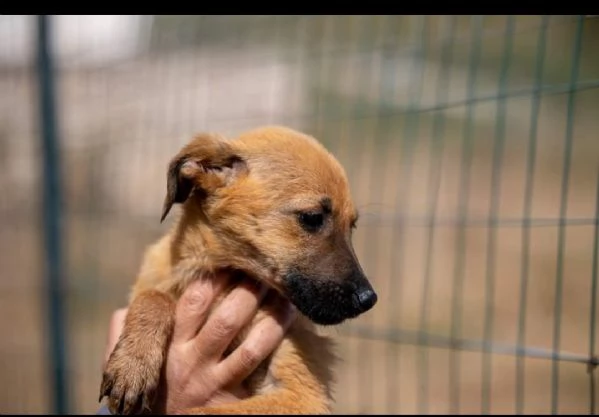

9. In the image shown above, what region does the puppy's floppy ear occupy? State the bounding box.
[160,133,247,223]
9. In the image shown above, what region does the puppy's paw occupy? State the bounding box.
[100,340,163,415]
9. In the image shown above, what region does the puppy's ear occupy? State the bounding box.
[160,133,247,223]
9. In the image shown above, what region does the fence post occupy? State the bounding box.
[36,14,69,415]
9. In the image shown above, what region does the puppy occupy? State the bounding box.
[99,126,378,414]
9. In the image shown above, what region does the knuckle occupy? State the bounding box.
[211,312,238,336]
[237,344,261,369]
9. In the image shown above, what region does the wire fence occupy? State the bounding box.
[0,14,598,415]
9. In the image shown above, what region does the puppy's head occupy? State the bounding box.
[162,126,377,325]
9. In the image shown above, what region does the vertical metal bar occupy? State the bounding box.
[481,15,515,415]
[417,15,456,415]
[383,15,408,414]
[349,16,381,412]
[590,167,599,416]
[551,15,584,415]
[335,16,370,413]
[356,15,391,412]
[449,15,484,414]
[35,15,69,415]
[592,368,597,417]
[515,15,549,415]
[385,14,427,414]
[333,17,372,412]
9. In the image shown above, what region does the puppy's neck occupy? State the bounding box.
[169,205,214,267]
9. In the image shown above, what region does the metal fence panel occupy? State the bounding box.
[0,14,598,415]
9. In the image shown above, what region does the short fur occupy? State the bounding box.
[100,126,378,414]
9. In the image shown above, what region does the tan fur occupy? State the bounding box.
[100,126,375,415]
[101,290,175,414]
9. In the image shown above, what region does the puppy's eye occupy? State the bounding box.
[298,212,325,232]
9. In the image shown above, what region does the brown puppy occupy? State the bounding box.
[100,126,378,415]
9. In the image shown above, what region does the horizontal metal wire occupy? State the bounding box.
[92,77,599,150]
[394,78,599,116]
[363,215,599,229]
[341,324,599,367]
[3,209,597,232]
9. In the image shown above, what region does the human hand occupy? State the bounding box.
[102,275,296,414]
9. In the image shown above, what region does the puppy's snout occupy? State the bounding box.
[354,286,377,312]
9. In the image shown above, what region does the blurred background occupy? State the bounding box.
[1,14,598,415]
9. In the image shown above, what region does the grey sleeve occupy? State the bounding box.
[97,404,112,415]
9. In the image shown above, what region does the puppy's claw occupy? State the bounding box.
[101,350,162,415]
[122,390,145,415]
[117,396,125,415]
[99,374,112,402]
[141,393,152,414]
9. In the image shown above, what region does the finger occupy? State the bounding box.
[193,279,268,360]
[104,308,128,366]
[215,294,296,385]
[172,274,230,343]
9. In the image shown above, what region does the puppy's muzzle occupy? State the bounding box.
[283,269,378,325]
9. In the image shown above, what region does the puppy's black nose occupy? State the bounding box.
[356,288,377,311]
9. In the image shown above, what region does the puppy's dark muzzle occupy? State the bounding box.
[283,268,378,325]
[354,287,377,312]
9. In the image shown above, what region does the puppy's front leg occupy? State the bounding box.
[100,290,175,415]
